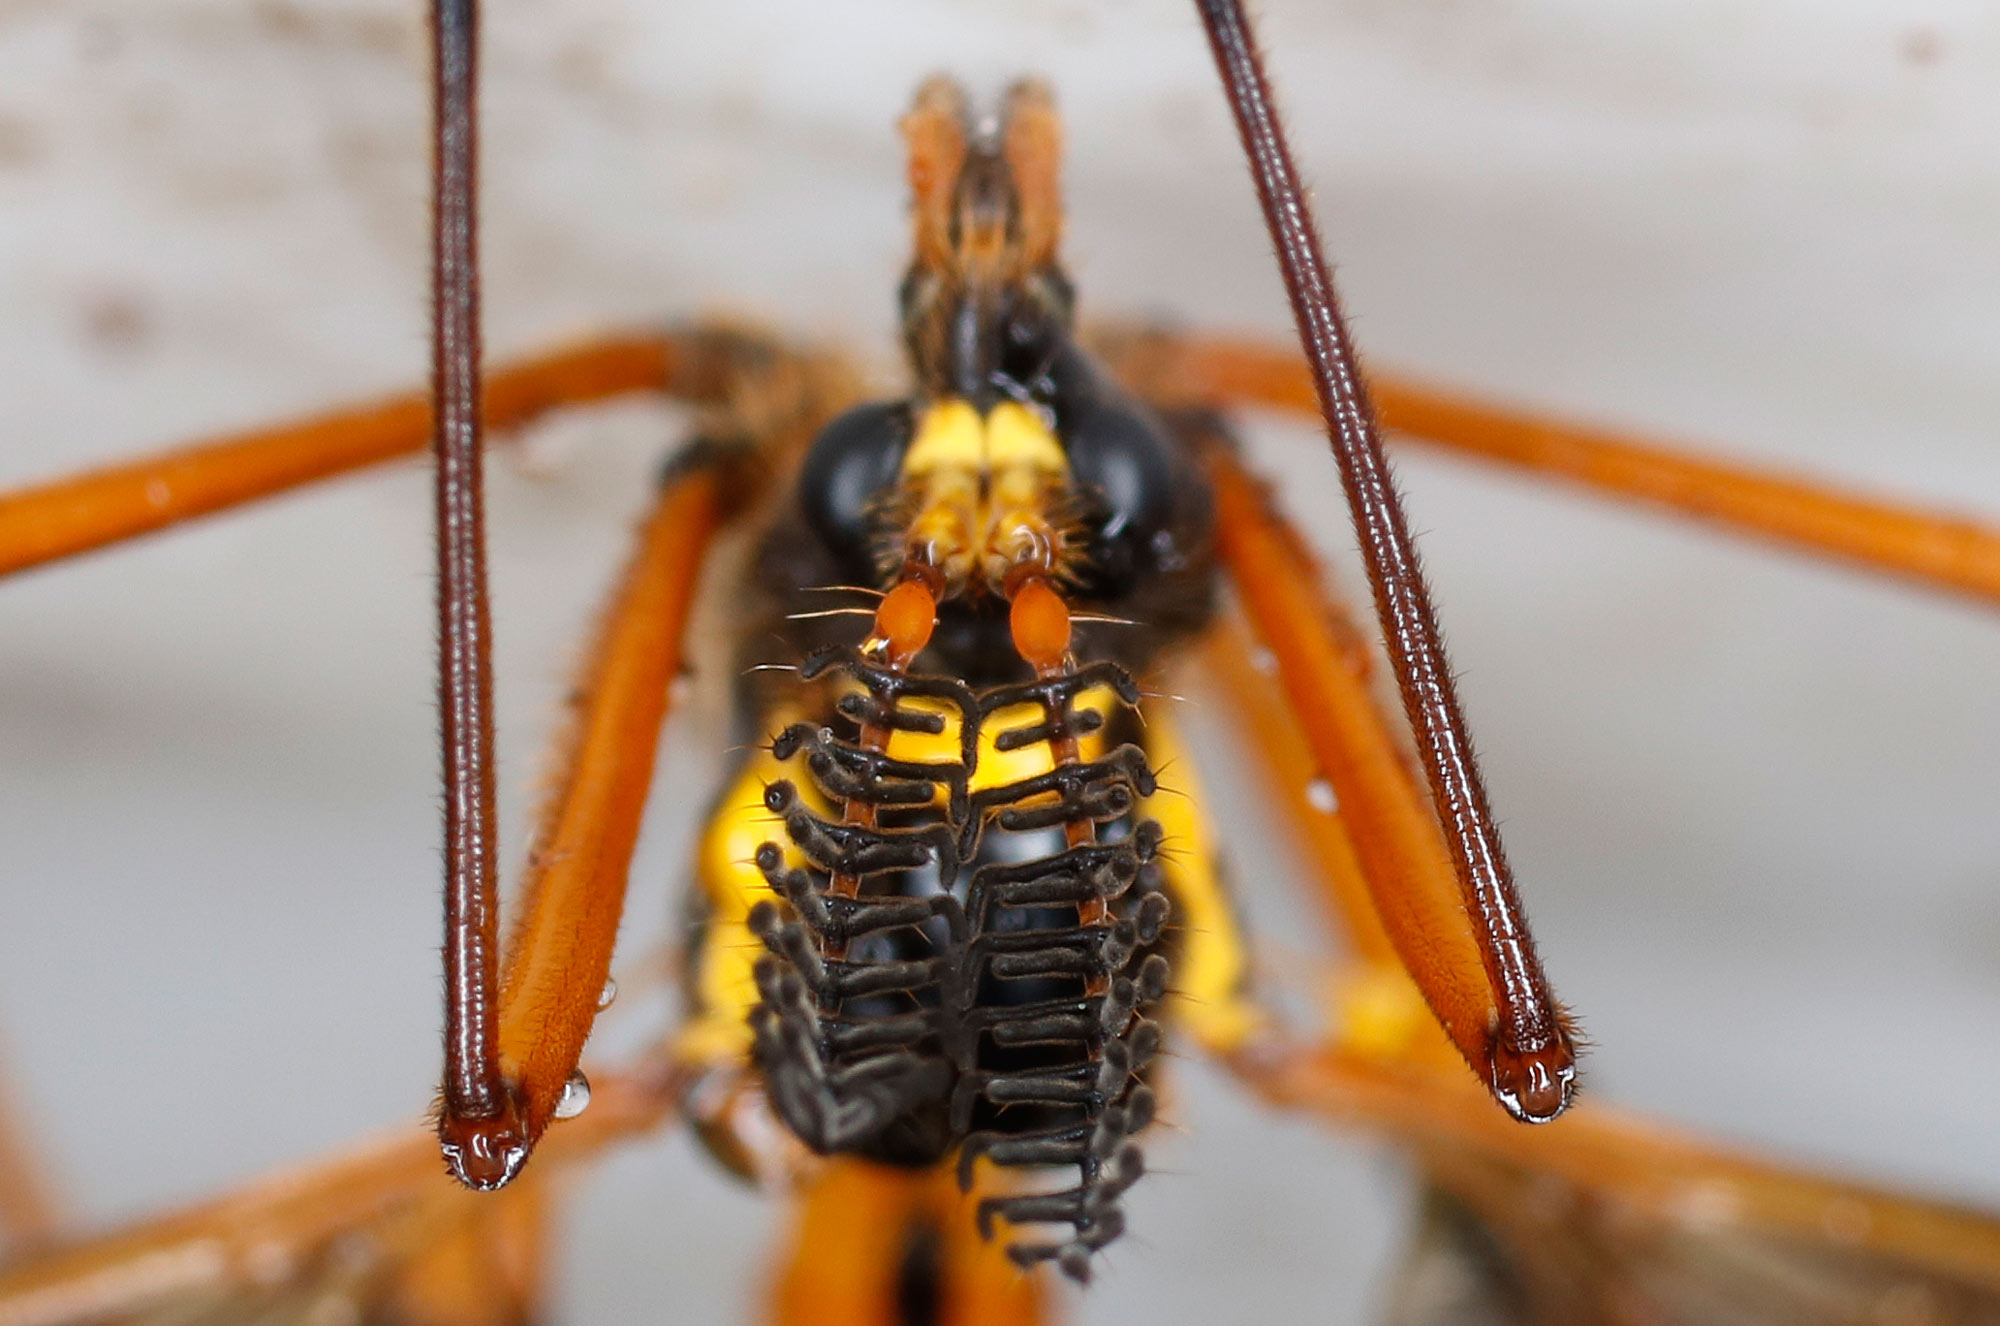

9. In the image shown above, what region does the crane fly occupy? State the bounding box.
[3,2,2000,1326]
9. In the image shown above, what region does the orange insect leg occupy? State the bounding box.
[1113,330,2000,607]
[1198,606,1394,969]
[1203,554,2000,1291]
[1206,451,1506,1086]
[0,1069,673,1324]
[1235,1045,2000,1298]
[767,1159,1048,1326]
[492,459,734,1148]
[0,335,676,578]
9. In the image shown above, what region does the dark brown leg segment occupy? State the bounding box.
[493,448,748,1149]
[1195,0,1574,1120]
[429,0,524,1188]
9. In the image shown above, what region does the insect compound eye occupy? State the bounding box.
[798,401,912,580]
[1061,395,1183,596]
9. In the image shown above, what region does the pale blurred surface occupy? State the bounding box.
[2,2,1999,1322]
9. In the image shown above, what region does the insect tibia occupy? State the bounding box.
[749,647,1172,1279]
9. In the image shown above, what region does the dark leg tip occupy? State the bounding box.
[438,1094,532,1190]
[1488,1038,1576,1123]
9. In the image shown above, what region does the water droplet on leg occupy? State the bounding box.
[597,977,618,1011]
[553,1070,592,1120]
[1304,777,1337,814]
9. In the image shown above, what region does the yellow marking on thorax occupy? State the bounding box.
[901,398,1071,592]
[984,401,1067,472]
[903,399,1066,477]
[903,398,985,474]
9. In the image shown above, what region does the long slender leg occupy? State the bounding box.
[428,0,522,1189]
[1194,0,1574,1121]
[0,336,676,579]
[0,1068,675,1326]
[491,446,749,1151]
[1197,613,1398,973]
[439,317,831,1181]
[1205,447,1518,1089]
[1196,541,2000,1298]
[0,421,765,1288]
[1200,613,1480,1080]
[1098,329,2000,608]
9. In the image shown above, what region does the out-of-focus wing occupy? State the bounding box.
[1386,1155,2000,1326]
[1238,1046,2000,1326]
[0,1070,673,1326]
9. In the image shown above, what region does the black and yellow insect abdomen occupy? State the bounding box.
[745,645,1172,1279]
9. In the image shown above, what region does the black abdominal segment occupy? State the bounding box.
[747,645,1171,1282]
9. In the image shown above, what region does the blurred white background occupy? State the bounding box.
[2,0,1999,1321]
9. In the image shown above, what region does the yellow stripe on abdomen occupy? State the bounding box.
[676,714,812,1069]
[1141,708,1266,1054]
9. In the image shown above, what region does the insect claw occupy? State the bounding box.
[437,1092,532,1191]
[1488,1038,1578,1124]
